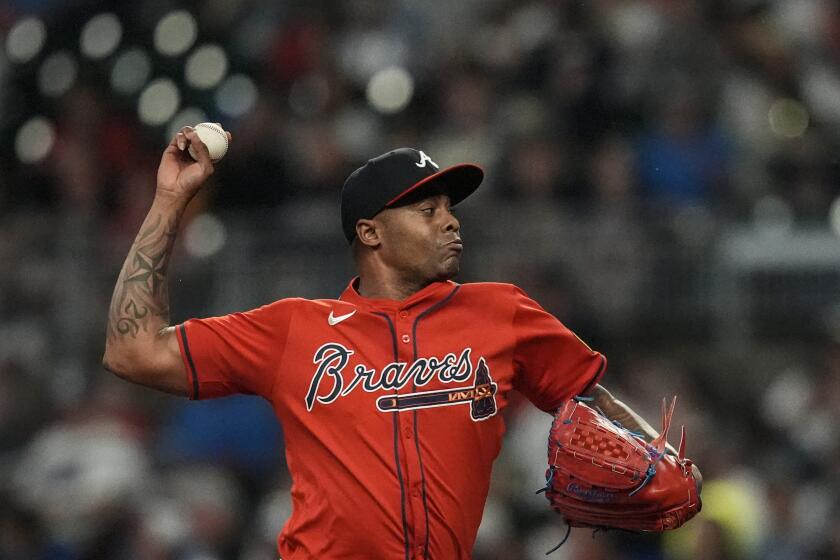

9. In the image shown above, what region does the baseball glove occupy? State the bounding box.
[538,396,701,548]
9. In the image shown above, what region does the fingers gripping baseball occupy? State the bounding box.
[156,124,232,202]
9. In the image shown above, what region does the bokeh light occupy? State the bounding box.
[166,107,208,141]
[333,106,381,160]
[185,44,229,90]
[215,74,258,118]
[154,10,198,56]
[80,13,122,59]
[38,50,78,98]
[185,213,227,258]
[5,17,47,64]
[14,116,56,163]
[768,98,809,139]
[366,66,414,115]
[138,78,181,125]
[110,48,152,94]
[337,31,408,85]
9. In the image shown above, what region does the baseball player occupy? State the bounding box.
[104,127,697,559]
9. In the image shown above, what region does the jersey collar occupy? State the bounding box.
[339,276,459,312]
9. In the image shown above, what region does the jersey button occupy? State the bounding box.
[399,310,408,318]
[411,488,420,498]
[401,334,410,344]
[403,425,412,439]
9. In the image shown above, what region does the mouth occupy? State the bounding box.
[445,239,463,252]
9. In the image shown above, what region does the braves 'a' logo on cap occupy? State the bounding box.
[415,150,439,169]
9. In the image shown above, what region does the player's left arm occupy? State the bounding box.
[584,384,703,491]
[584,384,679,455]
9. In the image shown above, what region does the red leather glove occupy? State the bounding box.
[539,396,701,540]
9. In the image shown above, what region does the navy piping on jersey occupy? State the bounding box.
[178,324,200,400]
[372,311,410,560]
[411,284,460,560]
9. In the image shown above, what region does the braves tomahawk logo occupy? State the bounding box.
[305,343,498,421]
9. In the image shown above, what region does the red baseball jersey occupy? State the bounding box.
[176,279,605,560]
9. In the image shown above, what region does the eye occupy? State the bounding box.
[420,207,435,215]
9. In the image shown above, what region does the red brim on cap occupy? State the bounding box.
[385,163,484,207]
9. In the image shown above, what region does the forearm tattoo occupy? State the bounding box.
[106,209,180,342]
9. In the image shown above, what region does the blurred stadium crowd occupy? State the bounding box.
[2,0,840,558]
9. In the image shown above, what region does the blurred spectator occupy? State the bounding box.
[10,417,150,557]
[495,134,573,201]
[767,131,838,224]
[157,396,283,486]
[636,87,731,208]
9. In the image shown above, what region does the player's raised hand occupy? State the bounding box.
[156,126,231,202]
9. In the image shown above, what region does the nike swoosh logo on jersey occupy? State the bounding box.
[328,309,356,326]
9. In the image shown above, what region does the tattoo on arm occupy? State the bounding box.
[107,209,181,343]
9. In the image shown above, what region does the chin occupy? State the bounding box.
[436,262,460,281]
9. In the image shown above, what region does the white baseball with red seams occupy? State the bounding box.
[188,122,228,162]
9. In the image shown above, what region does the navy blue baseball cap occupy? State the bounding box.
[340,148,484,243]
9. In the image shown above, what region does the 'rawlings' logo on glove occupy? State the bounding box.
[565,483,615,503]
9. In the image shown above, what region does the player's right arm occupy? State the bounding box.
[102,127,225,395]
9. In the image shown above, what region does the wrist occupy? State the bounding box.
[153,188,190,210]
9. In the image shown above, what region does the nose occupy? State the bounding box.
[443,208,460,233]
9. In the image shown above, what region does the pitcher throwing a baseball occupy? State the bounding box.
[103,126,701,559]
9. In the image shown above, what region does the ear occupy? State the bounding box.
[355,218,382,248]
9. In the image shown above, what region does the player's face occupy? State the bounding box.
[377,193,463,282]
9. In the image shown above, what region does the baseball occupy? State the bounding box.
[188,122,229,162]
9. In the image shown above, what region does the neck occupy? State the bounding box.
[356,271,434,301]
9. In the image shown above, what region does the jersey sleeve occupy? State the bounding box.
[175,299,297,400]
[511,286,606,412]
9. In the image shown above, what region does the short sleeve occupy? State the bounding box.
[511,286,606,412]
[176,299,298,400]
